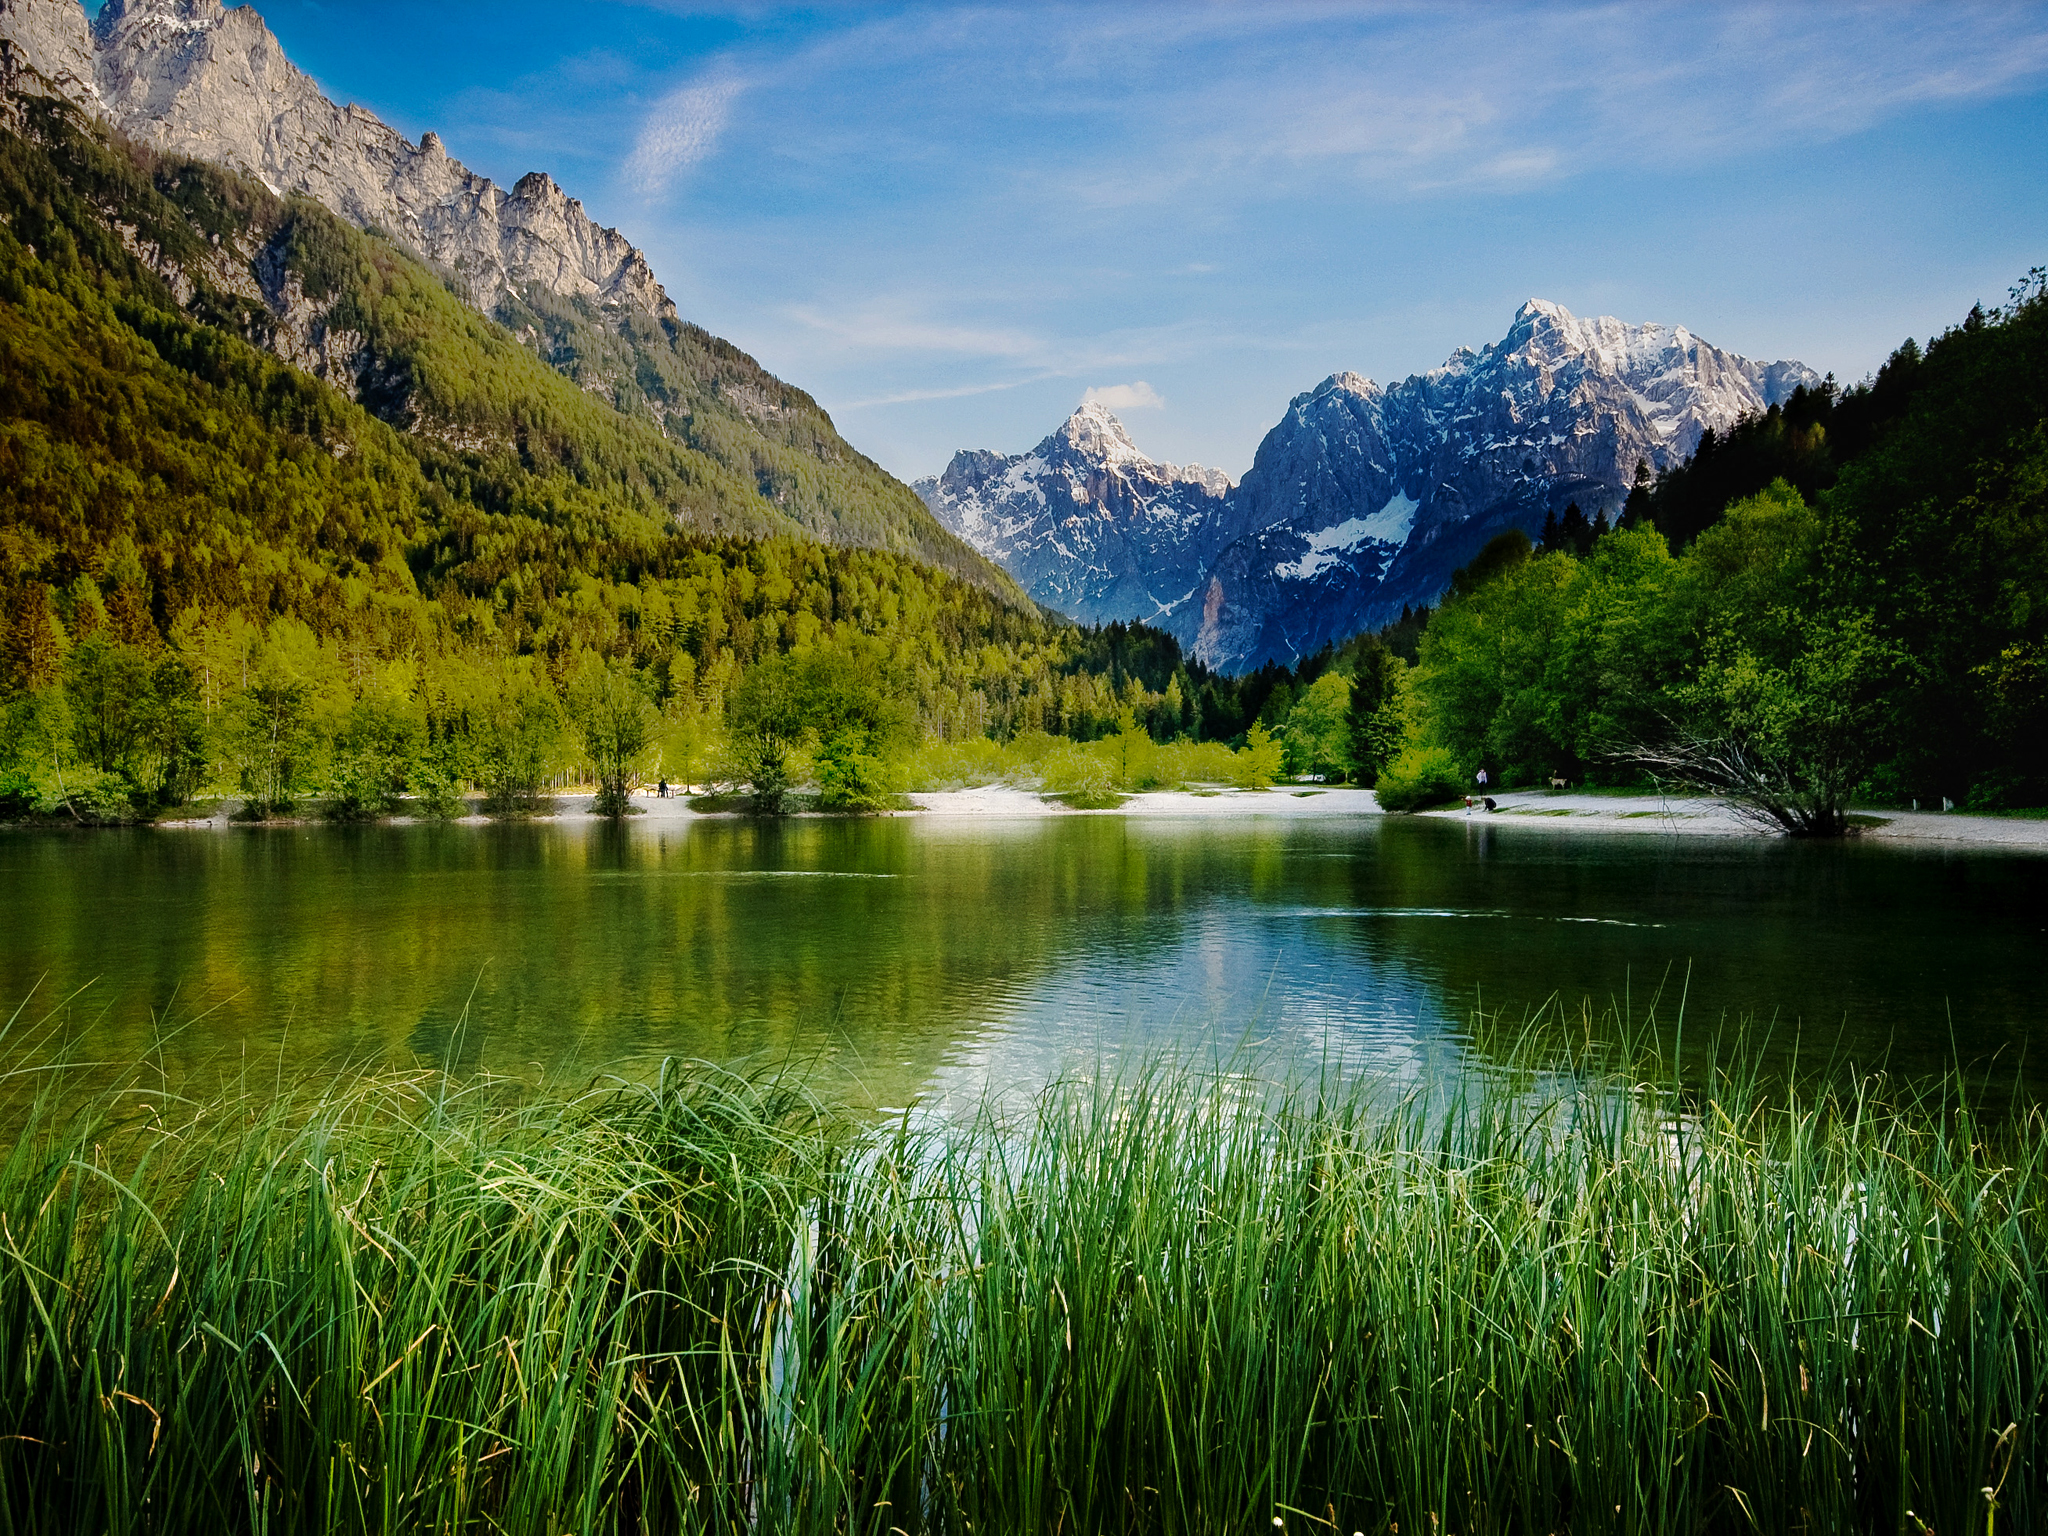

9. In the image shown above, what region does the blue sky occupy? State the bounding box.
[209,1,2048,480]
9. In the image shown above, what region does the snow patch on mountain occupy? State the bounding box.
[1273,491,1417,580]
[1175,298,1821,670]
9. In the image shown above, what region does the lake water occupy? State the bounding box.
[5,814,2044,1110]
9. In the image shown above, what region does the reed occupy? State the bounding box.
[1,1041,2042,1533]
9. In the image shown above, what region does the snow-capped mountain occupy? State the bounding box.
[922,301,1821,671]
[1185,300,1819,670]
[913,401,1233,623]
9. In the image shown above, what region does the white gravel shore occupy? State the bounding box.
[154,783,2048,849]
[912,785,2048,849]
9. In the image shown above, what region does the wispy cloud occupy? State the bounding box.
[1083,381,1164,411]
[979,2,2048,207]
[841,372,1065,409]
[785,302,1045,359]
[625,70,746,195]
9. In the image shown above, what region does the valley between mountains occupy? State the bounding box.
[1,0,2042,831]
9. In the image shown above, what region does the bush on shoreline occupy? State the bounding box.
[1,1046,2042,1533]
[1373,743,1467,811]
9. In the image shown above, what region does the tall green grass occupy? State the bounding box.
[1,1044,2043,1533]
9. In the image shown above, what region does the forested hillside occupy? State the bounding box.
[0,94,1240,818]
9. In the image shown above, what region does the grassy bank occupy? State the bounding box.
[1,1049,2043,1533]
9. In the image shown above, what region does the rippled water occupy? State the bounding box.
[4,813,2044,1108]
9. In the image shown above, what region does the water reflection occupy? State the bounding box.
[2,814,2042,1111]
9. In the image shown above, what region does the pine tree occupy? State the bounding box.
[1,586,62,696]
[1558,502,1592,557]
[1621,459,1654,529]
[106,584,157,649]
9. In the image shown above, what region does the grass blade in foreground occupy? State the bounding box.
[0,1044,2041,1532]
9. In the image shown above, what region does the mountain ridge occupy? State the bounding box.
[919,300,1820,670]
[6,0,671,324]
[0,0,1017,594]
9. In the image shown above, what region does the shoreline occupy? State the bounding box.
[114,783,2048,850]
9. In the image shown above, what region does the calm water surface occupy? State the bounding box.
[4,814,2044,1107]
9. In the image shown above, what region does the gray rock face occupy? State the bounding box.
[921,300,1821,672]
[913,401,1233,624]
[0,0,95,116]
[1,0,674,325]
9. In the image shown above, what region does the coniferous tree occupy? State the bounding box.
[1557,502,1592,557]
[1347,636,1408,785]
[0,586,62,695]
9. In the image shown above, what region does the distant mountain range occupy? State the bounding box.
[0,0,1010,589]
[0,0,1823,662]
[919,301,1821,671]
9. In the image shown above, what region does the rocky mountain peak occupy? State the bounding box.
[1054,400,1147,467]
[93,0,219,38]
[2,0,680,327]
[1300,371,1379,409]
[926,302,1823,671]
[914,402,1233,624]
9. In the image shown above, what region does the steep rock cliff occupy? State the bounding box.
[0,0,1015,589]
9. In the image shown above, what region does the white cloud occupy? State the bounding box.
[625,72,746,195]
[1083,381,1165,411]
[972,2,2048,207]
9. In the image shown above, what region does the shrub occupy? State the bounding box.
[817,728,891,810]
[898,736,1006,790]
[324,696,422,821]
[1233,720,1285,789]
[1152,739,1241,788]
[1373,744,1467,811]
[1037,743,1121,807]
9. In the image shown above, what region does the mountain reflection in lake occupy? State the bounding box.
[4,814,2043,1110]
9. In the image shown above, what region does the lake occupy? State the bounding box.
[5,812,2044,1110]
